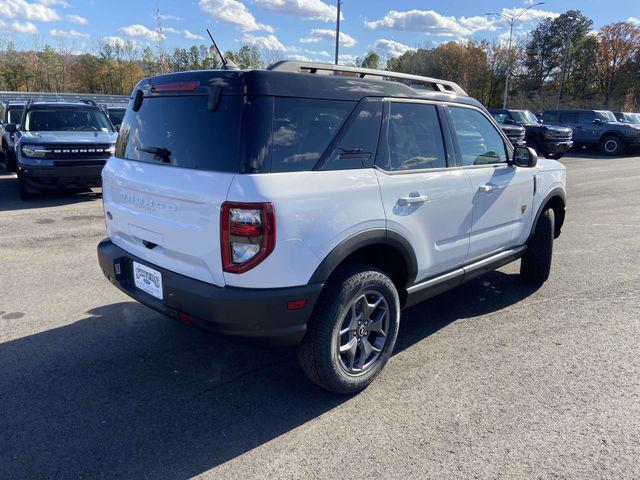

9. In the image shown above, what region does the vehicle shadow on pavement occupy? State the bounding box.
[0,271,538,479]
[0,172,101,212]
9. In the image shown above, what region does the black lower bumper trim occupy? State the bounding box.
[542,140,573,155]
[18,163,104,190]
[97,239,323,346]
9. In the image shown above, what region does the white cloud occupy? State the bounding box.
[254,0,340,22]
[0,0,60,22]
[157,13,181,21]
[66,14,87,25]
[627,17,640,27]
[103,35,130,48]
[365,9,496,36]
[50,28,89,38]
[0,19,38,34]
[242,33,286,51]
[199,0,273,32]
[118,24,164,41]
[338,53,358,65]
[499,7,559,22]
[184,29,205,40]
[288,53,313,62]
[373,38,414,58]
[300,28,357,47]
[37,0,69,7]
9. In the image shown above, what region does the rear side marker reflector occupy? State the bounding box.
[151,81,200,93]
[178,313,193,324]
[287,299,307,311]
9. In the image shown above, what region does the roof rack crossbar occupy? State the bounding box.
[267,61,467,96]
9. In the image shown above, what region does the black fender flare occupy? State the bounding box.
[308,228,418,287]
[528,187,566,241]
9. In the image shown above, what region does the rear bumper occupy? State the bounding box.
[97,239,323,346]
[542,140,573,155]
[18,161,104,190]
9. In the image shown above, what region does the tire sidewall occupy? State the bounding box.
[601,136,622,155]
[327,270,400,390]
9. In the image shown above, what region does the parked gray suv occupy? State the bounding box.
[542,109,640,155]
[11,99,117,199]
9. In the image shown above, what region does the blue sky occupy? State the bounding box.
[1,0,639,63]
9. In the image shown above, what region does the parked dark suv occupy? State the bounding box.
[489,109,573,159]
[496,122,526,148]
[11,99,117,199]
[542,109,640,155]
[0,101,26,172]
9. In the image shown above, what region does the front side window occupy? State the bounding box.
[24,107,113,132]
[543,111,559,122]
[381,102,446,171]
[7,107,23,125]
[511,110,539,124]
[449,106,507,166]
[270,98,354,172]
[596,111,616,123]
[491,113,509,124]
[578,112,594,124]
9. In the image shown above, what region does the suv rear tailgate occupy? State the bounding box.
[102,157,234,287]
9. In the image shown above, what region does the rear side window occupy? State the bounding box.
[116,95,241,172]
[559,112,577,123]
[543,111,558,122]
[578,112,594,124]
[270,98,354,172]
[449,106,507,166]
[381,102,447,171]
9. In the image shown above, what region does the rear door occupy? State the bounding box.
[375,100,473,282]
[102,90,243,287]
[446,105,534,260]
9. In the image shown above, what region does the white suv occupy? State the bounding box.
[98,62,566,394]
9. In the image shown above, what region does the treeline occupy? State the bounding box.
[385,11,640,111]
[1,10,639,111]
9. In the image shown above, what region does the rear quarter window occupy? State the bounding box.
[116,95,241,172]
[270,98,354,172]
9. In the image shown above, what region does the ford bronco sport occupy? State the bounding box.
[97,61,567,394]
[11,99,117,199]
[542,109,640,155]
[489,109,573,159]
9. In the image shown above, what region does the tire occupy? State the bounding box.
[17,172,35,200]
[5,149,17,172]
[297,264,400,394]
[599,135,625,156]
[520,208,554,285]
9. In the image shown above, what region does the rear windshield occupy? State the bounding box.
[116,95,241,172]
[24,107,113,132]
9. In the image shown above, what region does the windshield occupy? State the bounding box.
[491,113,509,124]
[511,110,539,124]
[596,111,617,123]
[24,107,113,132]
[7,107,23,124]
[108,109,125,127]
[623,113,640,124]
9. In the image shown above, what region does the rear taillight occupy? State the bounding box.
[221,202,275,274]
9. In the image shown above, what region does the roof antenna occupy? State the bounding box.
[207,28,239,70]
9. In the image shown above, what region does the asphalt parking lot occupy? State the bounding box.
[1,153,639,479]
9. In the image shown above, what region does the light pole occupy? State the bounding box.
[334,0,342,65]
[556,13,577,109]
[486,2,545,109]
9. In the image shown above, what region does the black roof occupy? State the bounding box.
[134,62,483,109]
[542,108,613,113]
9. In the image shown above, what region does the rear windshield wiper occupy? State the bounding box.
[137,146,172,163]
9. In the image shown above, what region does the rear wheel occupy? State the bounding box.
[599,135,625,156]
[521,208,554,285]
[297,264,400,394]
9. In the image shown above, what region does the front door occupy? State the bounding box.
[375,100,474,282]
[446,105,535,260]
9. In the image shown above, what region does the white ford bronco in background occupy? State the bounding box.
[97,61,566,394]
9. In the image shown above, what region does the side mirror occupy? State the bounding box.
[513,146,538,168]
[4,123,17,133]
[593,118,604,124]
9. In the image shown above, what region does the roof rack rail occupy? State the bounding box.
[267,61,467,96]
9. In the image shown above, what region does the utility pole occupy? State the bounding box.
[334,0,342,65]
[556,14,577,109]
[485,2,544,109]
